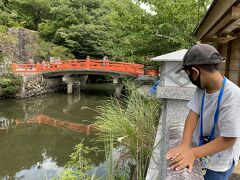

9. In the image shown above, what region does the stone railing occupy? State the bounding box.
[166,124,203,180]
[146,51,204,179]
[146,123,204,180]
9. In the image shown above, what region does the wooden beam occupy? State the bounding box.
[219,19,240,35]
[225,41,232,78]
[238,69,240,86]
[205,6,240,38]
[232,6,240,18]
[201,36,237,44]
[218,6,240,36]
[195,0,237,40]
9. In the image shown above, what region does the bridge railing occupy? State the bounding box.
[11,59,157,76]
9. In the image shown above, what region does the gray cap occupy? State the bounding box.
[175,43,224,73]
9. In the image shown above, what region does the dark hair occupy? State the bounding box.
[185,64,220,73]
[198,64,220,72]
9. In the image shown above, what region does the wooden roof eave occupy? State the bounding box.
[198,3,240,44]
[193,0,238,41]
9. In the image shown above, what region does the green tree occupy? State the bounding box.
[99,0,211,63]
[27,37,75,60]
[55,24,108,58]
[0,0,211,64]
[136,0,211,49]
[99,0,154,62]
[14,0,50,30]
[38,0,104,39]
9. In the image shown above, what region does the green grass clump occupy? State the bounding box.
[0,73,22,97]
[95,83,161,179]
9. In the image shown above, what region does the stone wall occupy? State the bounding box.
[17,74,65,98]
[0,28,38,64]
[8,28,39,62]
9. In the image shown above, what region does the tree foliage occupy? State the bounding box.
[0,0,211,63]
[0,73,22,97]
[13,0,51,30]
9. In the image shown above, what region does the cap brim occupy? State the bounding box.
[175,65,184,74]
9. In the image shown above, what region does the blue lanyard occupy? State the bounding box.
[199,77,227,146]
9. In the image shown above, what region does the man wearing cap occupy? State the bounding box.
[166,43,240,180]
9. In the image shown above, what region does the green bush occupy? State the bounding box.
[58,143,97,180]
[28,38,75,61]
[95,83,161,179]
[0,73,22,97]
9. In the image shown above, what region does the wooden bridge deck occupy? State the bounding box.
[11,59,157,76]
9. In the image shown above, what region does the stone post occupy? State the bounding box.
[146,55,203,179]
[113,78,118,84]
[67,82,73,94]
[62,75,74,94]
[62,75,88,94]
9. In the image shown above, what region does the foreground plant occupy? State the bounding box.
[95,83,161,179]
[59,143,98,180]
[0,73,22,97]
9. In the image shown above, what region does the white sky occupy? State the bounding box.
[133,0,157,15]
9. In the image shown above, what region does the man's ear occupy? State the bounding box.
[191,67,200,78]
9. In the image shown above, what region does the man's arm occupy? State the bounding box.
[193,136,236,158]
[170,136,236,172]
[166,110,198,160]
[181,110,199,147]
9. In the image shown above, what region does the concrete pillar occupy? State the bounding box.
[80,75,88,89]
[63,75,74,94]
[146,56,203,179]
[67,82,73,94]
[114,83,123,98]
[67,94,73,105]
[74,81,81,94]
[63,75,88,94]
[113,78,118,84]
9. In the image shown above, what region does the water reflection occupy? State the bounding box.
[16,114,97,135]
[0,83,115,179]
[0,117,10,131]
[15,150,63,179]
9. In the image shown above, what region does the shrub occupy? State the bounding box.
[95,83,161,179]
[0,73,22,97]
[58,143,98,180]
[27,38,75,61]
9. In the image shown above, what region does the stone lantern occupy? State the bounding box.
[146,49,203,180]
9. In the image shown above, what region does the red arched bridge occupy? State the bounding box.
[11,59,158,94]
[11,59,157,77]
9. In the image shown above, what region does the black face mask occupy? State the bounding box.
[188,69,202,89]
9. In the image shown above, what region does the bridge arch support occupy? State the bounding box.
[62,75,88,94]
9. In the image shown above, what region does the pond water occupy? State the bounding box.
[0,83,115,179]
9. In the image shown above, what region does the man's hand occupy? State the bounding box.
[165,110,198,173]
[166,144,190,160]
[169,148,197,173]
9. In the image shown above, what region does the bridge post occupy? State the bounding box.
[67,82,73,94]
[113,78,118,84]
[63,75,88,94]
[62,75,74,94]
[115,82,123,98]
[80,75,88,89]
